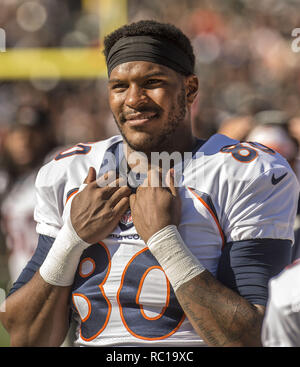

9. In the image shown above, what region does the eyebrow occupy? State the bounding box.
[108,78,123,84]
[143,71,169,78]
[108,71,169,84]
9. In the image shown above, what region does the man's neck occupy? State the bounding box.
[124,134,198,174]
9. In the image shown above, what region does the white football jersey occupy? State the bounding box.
[34,133,299,347]
[262,260,300,347]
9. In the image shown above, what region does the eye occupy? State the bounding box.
[144,79,164,88]
[111,83,128,92]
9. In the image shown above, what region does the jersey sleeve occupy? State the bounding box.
[217,238,292,306]
[223,166,299,243]
[34,161,66,238]
[8,235,55,296]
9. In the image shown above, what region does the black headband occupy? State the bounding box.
[106,36,194,76]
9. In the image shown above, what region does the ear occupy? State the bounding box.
[185,75,199,106]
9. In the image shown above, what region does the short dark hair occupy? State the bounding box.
[103,20,195,74]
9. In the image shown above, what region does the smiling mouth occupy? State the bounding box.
[124,112,159,126]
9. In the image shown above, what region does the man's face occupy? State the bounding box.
[108,61,189,154]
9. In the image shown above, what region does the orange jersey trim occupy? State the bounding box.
[188,187,225,248]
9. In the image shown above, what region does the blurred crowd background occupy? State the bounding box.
[1,0,300,345]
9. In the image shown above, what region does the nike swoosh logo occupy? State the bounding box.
[272,172,287,185]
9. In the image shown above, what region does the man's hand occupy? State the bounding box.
[71,167,131,244]
[129,168,181,243]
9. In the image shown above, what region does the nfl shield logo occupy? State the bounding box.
[119,209,134,231]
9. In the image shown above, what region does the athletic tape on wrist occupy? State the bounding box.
[147,225,205,291]
[39,216,90,286]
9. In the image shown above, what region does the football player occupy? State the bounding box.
[1,20,298,347]
[262,259,300,346]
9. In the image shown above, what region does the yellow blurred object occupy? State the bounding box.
[0,0,128,79]
[82,0,100,13]
[0,48,107,79]
[99,0,128,39]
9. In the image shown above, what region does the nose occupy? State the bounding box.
[125,83,148,110]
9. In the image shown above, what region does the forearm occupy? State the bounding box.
[175,270,265,347]
[1,217,90,346]
[146,225,264,346]
[1,271,71,346]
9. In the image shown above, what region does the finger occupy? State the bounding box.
[84,167,97,184]
[129,193,136,210]
[165,168,177,196]
[100,175,130,199]
[113,196,130,217]
[108,186,132,208]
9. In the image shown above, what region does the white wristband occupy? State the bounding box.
[147,225,205,291]
[39,216,90,286]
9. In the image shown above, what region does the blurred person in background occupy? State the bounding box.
[216,98,275,142]
[247,110,298,172]
[0,106,56,285]
[217,114,255,141]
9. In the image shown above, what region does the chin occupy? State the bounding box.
[125,133,158,153]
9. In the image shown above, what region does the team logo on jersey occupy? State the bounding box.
[119,209,134,231]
